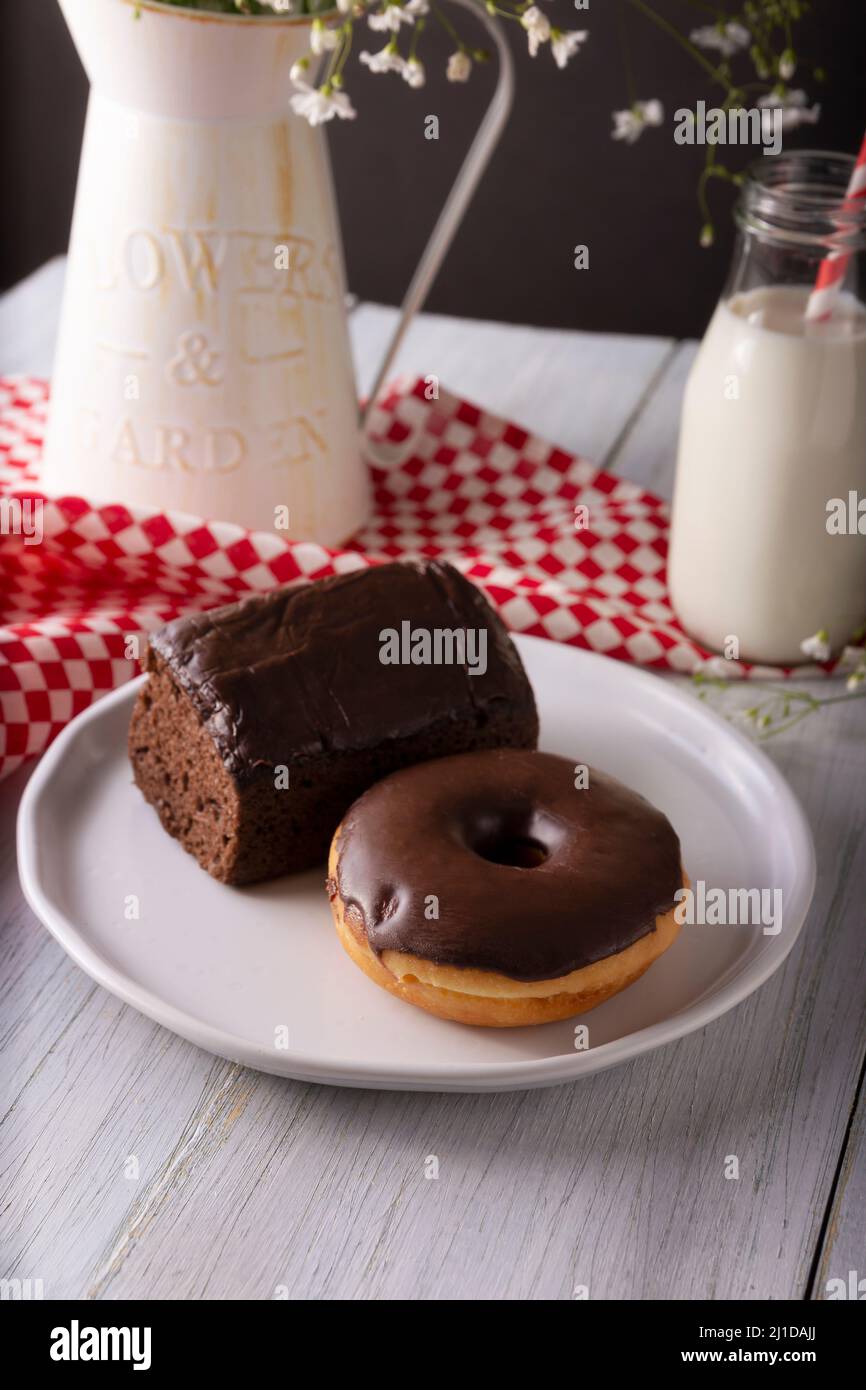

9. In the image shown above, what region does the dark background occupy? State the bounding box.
[1,1,862,337]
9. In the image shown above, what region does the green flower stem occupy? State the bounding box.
[432,2,465,47]
[409,15,425,60]
[693,672,866,741]
[483,5,526,21]
[753,692,866,739]
[626,0,728,85]
[697,156,715,230]
[332,20,353,82]
[146,0,819,248]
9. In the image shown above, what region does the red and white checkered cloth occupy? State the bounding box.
[0,374,829,781]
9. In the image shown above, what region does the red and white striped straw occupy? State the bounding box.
[805,134,866,322]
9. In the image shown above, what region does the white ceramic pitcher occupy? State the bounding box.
[45,0,513,541]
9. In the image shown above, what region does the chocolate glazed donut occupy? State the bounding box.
[326,748,687,1028]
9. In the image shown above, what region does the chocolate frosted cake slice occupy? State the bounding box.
[128,560,538,884]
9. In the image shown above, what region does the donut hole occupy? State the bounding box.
[459,805,562,870]
[472,833,549,869]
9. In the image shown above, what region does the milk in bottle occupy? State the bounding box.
[668,153,866,665]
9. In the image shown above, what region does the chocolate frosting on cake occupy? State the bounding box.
[149,561,537,787]
[333,748,683,981]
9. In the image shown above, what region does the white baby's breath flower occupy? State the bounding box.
[550,29,588,71]
[368,3,417,32]
[360,43,406,75]
[758,88,821,136]
[690,22,750,57]
[290,79,357,126]
[839,644,866,690]
[638,98,663,128]
[403,57,426,89]
[695,654,738,679]
[310,19,340,55]
[799,629,832,663]
[290,57,310,83]
[612,99,664,144]
[521,6,551,57]
[447,50,472,83]
[779,49,797,81]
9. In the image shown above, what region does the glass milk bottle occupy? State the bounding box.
[668,152,866,666]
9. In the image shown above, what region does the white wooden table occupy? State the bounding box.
[1,261,863,1301]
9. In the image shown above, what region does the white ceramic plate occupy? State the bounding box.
[17,637,815,1092]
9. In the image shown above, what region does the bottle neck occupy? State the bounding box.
[722,232,864,307]
[724,151,866,310]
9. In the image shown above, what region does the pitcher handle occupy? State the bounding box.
[360,0,515,423]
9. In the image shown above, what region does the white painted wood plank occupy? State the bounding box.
[1,263,862,1301]
[812,1074,866,1300]
[606,341,698,499]
[32,690,859,1302]
[0,968,236,1300]
[0,768,237,1300]
[0,767,99,1102]
[351,302,674,467]
[0,258,67,378]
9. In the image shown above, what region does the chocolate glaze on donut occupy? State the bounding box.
[332,748,682,982]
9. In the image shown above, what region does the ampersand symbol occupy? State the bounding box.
[166,331,222,387]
